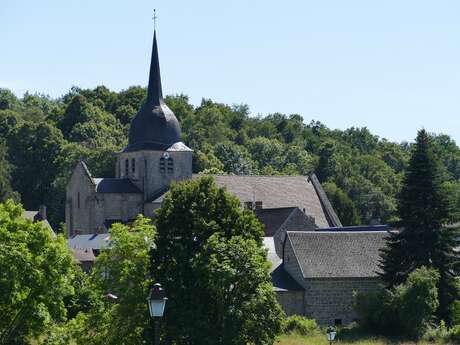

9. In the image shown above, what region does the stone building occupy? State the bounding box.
[66,27,389,325]
[279,229,389,325]
[65,29,340,237]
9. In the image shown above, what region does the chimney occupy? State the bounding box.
[38,205,47,221]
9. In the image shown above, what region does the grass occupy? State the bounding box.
[275,326,447,345]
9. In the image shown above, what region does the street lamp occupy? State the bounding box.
[326,325,336,345]
[147,283,167,345]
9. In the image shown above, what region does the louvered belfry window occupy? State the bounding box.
[159,157,173,174]
[167,158,174,173]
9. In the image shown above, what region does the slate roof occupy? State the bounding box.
[67,233,111,250]
[208,174,338,228]
[93,178,142,194]
[287,231,389,279]
[70,248,96,263]
[317,225,391,232]
[22,211,55,236]
[263,237,303,291]
[124,31,181,152]
[256,207,297,236]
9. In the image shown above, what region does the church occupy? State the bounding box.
[66,29,389,325]
[65,30,342,236]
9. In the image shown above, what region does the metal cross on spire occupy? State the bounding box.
[153,9,158,31]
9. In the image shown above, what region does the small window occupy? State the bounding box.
[131,158,135,173]
[77,192,80,209]
[334,319,342,326]
[255,201,263,210]
[125,159,129,176]
[244,201,253,210]
[167,157,174,173]
[159,157,166,173]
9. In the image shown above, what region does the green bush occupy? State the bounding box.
[354,267,440,339]
[283,315,319,335]
[449,325,460,343]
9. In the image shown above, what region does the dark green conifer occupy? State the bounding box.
[380,129,460,322]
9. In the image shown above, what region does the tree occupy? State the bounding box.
[7,122,64,226]
[73,215,156,345]
[0,200,75,345]
[355,266,439,339]
[323,182,360,225]
[0,141,18,202]
[152,177,284,345]
[379,129,460,322]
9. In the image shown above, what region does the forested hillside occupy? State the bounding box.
[1,86,459,229]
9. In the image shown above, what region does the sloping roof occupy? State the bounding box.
[317,225,391,232]
[204,175,335,228]
[67,233,111,250]
[256,207,297,236]
[264,237,282,271]
[93,178,142,194]
[287,231,389,279]
[124,31,181,152]
[70,248,96,262]
[263,237,303,291]
[22,211,55,236]
[309,174,342,227]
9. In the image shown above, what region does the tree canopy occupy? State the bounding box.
[152,177,285,345]
[0,200,75,345]
[380,129,460,323]
[1,85,460,229]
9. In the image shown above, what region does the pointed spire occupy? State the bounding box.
[146,30,163,105]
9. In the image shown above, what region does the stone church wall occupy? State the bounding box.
[303,278,381,325]
[116,149,192,202]
[276,290,304,316]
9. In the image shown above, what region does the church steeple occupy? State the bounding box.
[124,27,182,153]
[146,30,163,105]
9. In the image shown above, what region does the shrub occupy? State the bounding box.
[284,316,319,335]
[354,267,440,339]
[449,325,460,344]
[354,288,397,334]
[395,267,439,338]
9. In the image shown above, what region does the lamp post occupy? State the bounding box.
[326,325,336,345]
[147,283,167,345]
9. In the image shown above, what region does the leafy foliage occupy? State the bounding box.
[283,316,319,336]
[0,200,75,345]
[71,215,156,345]
[152,177,284,345]
[1,85,460,229]
[380,129,460,322]
[354,267,440,339]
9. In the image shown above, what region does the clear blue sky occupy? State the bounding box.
[2,0,460,143]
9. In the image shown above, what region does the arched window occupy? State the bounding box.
[167,157,174,173]
[131,158,136,174]
[125,159,129,176]
[159,157,166,173]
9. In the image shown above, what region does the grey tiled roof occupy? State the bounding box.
[70,248,96,262]
[197,174,336,228]
[263,237,303,291]
[67,233,111,250]
[22,211,55,236]
[264,237,282,271]
[256,207,297,236]
[287,231,389,278]
[93,178,142,194]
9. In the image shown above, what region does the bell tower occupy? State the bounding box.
[116,28,192,206]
